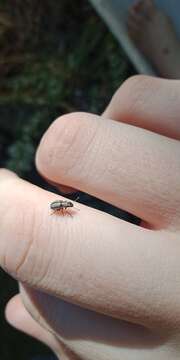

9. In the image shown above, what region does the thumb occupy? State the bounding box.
[5,294,60,355]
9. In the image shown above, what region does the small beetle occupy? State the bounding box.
[50,198,79,216]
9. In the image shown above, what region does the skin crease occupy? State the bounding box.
[0,75,179,359]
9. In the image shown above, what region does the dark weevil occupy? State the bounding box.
[50,197,79,215]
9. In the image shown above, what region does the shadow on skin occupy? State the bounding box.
[24,288,169,350]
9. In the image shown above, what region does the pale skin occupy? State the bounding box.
[1,75,180,360]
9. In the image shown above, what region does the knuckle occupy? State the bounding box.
[115,75,156,112]
[120,74,152,92]
[38,112,99,178]
[37,112,83,168]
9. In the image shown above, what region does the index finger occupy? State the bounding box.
[0,169,179,331]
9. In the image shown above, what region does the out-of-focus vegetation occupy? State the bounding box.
[0,0,133,178]
[0,1,134,359]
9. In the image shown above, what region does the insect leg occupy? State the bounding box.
[50,209,58,216]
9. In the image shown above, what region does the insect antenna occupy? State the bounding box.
[73,195,80,210]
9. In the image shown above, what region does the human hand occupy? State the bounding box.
[2,75,180,360]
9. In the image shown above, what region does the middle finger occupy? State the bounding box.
[36,112,180,230]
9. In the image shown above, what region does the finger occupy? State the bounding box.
[5,294,60,354]
[36,112,180,229]
[19,284,168,360]
[6,292,75,360]
[0,169,180,331]
[19,284,80,360]
[48,75,179,195]
[43,174,77,195]
[103,76,180,140]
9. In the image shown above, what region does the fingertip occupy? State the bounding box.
[5,294,22,326]
[35,112,80,173]
[35,111,99,186]
[5,292,60,355]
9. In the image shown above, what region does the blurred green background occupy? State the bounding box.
[0,1,135,359]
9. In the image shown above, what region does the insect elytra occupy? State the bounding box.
[50,196,79,215]
[50,200,74,210]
